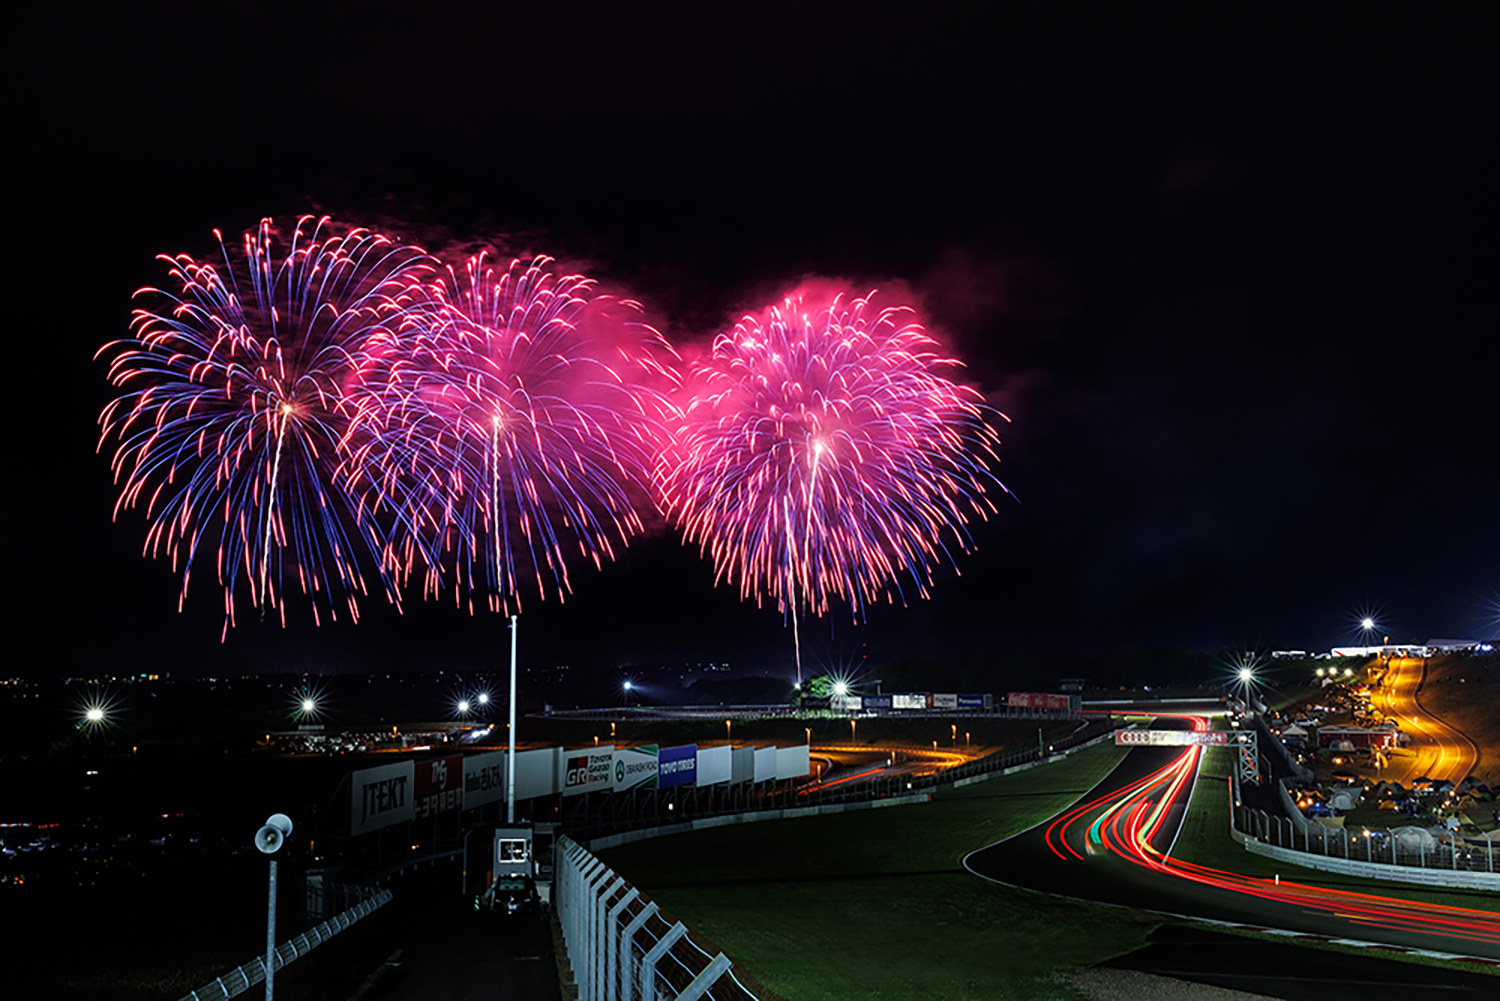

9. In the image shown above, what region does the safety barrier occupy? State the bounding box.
[176,889,393,1001]
[556,836,764,1001]
[1229,774,1498,889]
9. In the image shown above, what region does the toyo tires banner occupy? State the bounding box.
[659,744,697,788]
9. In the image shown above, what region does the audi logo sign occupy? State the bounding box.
[1114,730,1230,746]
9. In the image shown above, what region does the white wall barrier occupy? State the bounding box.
[556,835,765,1001]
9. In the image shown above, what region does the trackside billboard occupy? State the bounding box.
[1114,730,1230,746]
[351,760,414,836]
[659,744,697,788]
[563,748,614,796]
[463,750,506,809]
[696,745,731,785]
[614,744,659,792]
[413,754,464,821]
[775,745,810,780]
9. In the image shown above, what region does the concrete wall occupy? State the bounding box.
[1240,837,1500,891]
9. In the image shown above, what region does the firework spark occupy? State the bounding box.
[97,217,430,637]
[661,288,1007,668]
[341,254,679,614]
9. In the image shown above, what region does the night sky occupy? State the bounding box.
[13,5,1496,684]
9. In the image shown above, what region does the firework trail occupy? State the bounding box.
[97,217,430,637]
[340,254,679,615]
[660,288,1006,676]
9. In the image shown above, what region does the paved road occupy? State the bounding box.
[1370,657,1479,785]
[363,872,562,1001]
[965,722,1500,961]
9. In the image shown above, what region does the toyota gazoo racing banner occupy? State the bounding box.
[1114,729,1230,746]
[563,748,614,795]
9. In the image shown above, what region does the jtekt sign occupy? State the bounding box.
[351,760,414,835]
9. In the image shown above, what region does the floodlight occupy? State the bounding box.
[833,680,849,696]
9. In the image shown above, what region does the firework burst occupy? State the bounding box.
[661,288,1007,669]
[341,254,679,614]
[97,217,430,637]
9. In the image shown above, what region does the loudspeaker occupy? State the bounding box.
[254,813,294,854]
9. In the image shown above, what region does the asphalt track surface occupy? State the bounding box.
[964,731,1500,964]
[1371,657,1479,786]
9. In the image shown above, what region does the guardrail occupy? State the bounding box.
[176,889,393,1001]
[556,836,766,1001]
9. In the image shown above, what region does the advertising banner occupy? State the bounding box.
[892,693,926,710]
[753,746,778,782]
[1114,730,1230,747]
[463,750,507,809]
[350,759,414,836]
[563,748,614,796]
[659,745,697,789]
[1008,692,1071,710]
[730,745,754,784]
[862,694,893,710]
[933,693,958,710]
[514,746,563,801]
[696,744,731,785]
[956,693,987,709]
[775,744,810,780]
[413,754,464,821]
[613,744,659,792]
[830,694,862,712]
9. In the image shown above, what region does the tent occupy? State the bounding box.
[1391,826,1439,849]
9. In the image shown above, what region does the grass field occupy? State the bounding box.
[599,742,1158,1000]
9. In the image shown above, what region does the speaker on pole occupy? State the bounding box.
[255,813,293,854]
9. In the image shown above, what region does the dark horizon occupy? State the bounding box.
[12,5,1496,682]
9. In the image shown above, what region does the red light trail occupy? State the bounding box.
[1043,714,1500,948]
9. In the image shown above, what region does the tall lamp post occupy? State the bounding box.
[507,614,518,824]
[254,813,294,1001]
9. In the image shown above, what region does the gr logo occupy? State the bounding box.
[615,760,625,782]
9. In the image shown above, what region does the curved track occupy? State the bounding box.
[965,715,1500,960]
[1371,656,1479,785]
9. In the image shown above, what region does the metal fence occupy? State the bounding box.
[556,836,768,1001]
[1232,801,1497,874]
[175,889,393,1001]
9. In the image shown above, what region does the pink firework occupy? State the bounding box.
[341,254,679,614]
[661,288,1006,634]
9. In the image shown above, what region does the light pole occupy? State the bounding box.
[506,614,518,824]
[254,813,293,1001]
